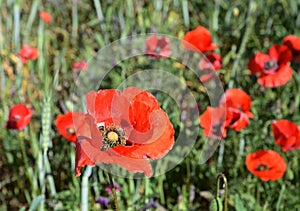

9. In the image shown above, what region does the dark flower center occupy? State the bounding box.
[255,163,269,171]
[263,59,278,74]
[66,127,75,136]
[98,124,127,151]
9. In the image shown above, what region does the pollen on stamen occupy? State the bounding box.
[107,131,119,141]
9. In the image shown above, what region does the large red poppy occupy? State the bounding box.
[145,35,172,58]
[18,45,38,64]
[245,150,286,181]
[272,120,300,152]
[283,35,300,62]
[56,112,85,143]
[182,26,218,53]
[200,89,253,139]
[74,87,174,177]
[5,104,33,130]
[248,45,293,87]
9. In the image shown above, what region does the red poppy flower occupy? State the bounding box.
[248,45,293,87]
[272,120,300,152]
[56,112,84,143]
[74,87,174,177]
[245,150,286,181]
[199,106,227,139]
[145,35,172,58]
[200,89,253,139]
[182,26,218,53]
[220,89,254,131]
[18,45,38,64]
[40,11,52,23]
[199,53,222,83]
[5,104,33,130]
[283,35,300,62]
[72,60,88,72]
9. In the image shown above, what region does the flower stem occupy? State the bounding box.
[107,172,120,211]
[216,173,228,211]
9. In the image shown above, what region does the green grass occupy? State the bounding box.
[1,0,300,210]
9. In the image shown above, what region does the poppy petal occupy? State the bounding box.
[246,150,286,181]
[257,64,293,87]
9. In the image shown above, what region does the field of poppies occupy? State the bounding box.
[1,1,300,210]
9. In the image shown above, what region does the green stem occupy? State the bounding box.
[228,0,256,89]
[216,173,228,211]
[217,140,225,168]
[81,166,93,211]
[107,172,120,211]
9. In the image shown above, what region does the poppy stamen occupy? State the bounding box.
[256,163,269,171]
[263,59,278,74]
[66,127,75,136]
[99,125,127,151]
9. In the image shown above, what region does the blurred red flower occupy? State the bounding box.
[182,26,218,53]
[199,106,227,139]
[56,112,84,143]
[199,53,222,83]
[220,89,254,131]
[40,11,52,23]
[283,35,300,62]
[272,120,300,152]
[6,104,33,130]
[199,89,253,139]
[72,60,88,72]
[74,87,174,177]
[246,150,286,181]
[248,45,293,87]
[18,45,38,64]
[145,35,172,58]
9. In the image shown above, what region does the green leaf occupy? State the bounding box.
[235,193,246,211]
[29,195,44,211]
